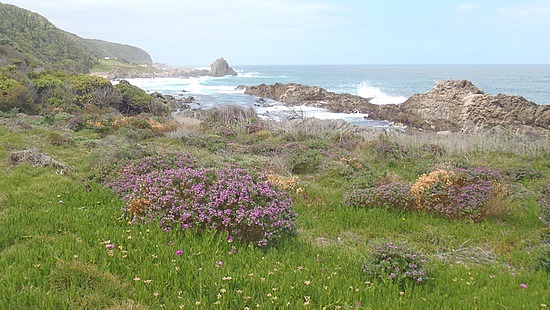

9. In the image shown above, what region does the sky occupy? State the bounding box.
[3,0,550,66]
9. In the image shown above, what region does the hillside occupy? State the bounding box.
[0,3,152,73]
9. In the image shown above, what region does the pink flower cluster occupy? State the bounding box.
[100,154,297,247]
[363,242,429,285]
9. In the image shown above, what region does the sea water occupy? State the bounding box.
[125,65,550,126]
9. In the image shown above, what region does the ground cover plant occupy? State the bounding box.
[1,110,549,308]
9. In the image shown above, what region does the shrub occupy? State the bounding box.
[411,167,506,221]
[344,182,414,210]
[363,242,429,285]
[98,154,297,247]
[45,131,74,147]
[288,147,323,174]
[344,166,507,222]
[0,107,19,118]
[371,134,410,159]
[114,80,153,116]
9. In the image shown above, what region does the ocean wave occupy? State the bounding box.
[357,82,407,105]
[235,70,262,78]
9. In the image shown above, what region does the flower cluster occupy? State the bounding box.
[363,242,428,285]
[345,166,505,221]
[100,154,297,247]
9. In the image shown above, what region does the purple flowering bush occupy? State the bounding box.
[411,167,506,221]
[344,166,506,222]
[363,242,429,285]
[98,154,297,247]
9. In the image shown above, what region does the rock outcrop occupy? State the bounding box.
[377,80,550,135]
[243,80,550,136]
[243,83,379,114]
[209,58,237,77]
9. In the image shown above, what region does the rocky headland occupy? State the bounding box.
[243,80,550,136]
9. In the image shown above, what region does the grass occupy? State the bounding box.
[1,113,549,308]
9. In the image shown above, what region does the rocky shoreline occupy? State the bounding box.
[111,56,549,137]
[242,80,550,137]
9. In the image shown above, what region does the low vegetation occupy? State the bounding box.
[1,102,549,308]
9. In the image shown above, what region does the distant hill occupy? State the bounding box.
[0,3,152,73]
[78,38,153,66]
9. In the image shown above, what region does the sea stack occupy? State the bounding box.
[210,58,238,77]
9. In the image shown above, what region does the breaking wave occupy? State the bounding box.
[357,82,407,105]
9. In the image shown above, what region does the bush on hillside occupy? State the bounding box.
[1,67,34,113]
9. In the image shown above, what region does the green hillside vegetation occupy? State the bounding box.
[1,104,548,308]
[80,38,153,65]
[0,65,169,118]
[89,58,155,78]
[0,3,152,74]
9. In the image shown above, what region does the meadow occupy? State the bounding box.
[0,107,548,309]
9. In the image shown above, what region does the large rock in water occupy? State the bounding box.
[210,58,237,77]
[376,80,550,136]
[244,83,379,114]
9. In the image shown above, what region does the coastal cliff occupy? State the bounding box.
[243,80,550,136]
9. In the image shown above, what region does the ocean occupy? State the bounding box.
[125,65,550,126]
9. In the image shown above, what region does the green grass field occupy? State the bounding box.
[1,112,548,309]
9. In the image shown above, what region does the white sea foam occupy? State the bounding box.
[256,104,382,125]
[117,77,246,95]
[236,70,261,78]
[357,82,407,105]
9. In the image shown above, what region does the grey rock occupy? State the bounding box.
[209,58,237,77]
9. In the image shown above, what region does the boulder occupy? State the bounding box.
[209,58,237,77]
[377,80,550,135]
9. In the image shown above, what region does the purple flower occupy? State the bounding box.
[520,283,527,288]
[175,250,183,255]
[216,260,223,267]
[105,244,114,249]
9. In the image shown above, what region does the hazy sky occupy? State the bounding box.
[3,0,550,66]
